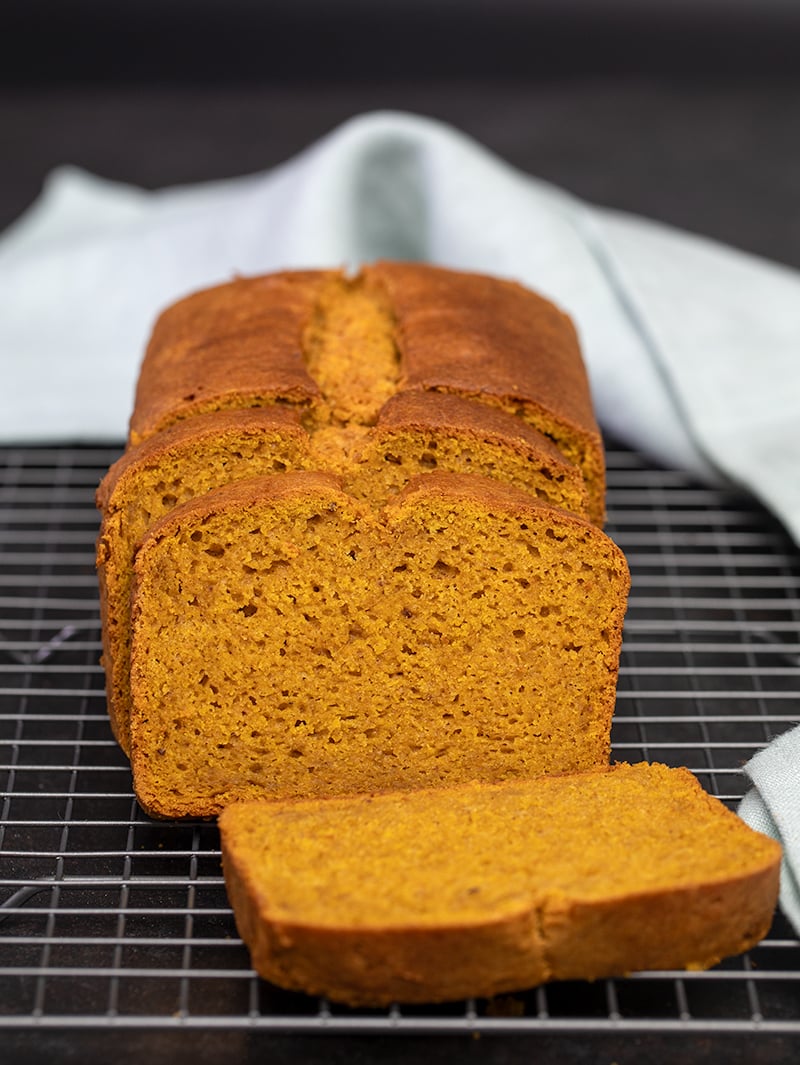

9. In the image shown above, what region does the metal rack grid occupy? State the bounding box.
[1,443,799,1044]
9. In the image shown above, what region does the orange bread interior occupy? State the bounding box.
[96,409,313,752]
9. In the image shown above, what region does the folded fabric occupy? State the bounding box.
[1,111,799,543]
[739,724,800,935]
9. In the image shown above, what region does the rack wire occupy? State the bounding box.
[1,443,799,1047]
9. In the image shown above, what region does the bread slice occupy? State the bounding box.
[218,762,781,1006]
[364,261,605,523]
[346,391,589,514]
[99,396,589,754]
[129,471,629,818]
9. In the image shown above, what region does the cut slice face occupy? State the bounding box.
[99,396,589,755]
[129,471,629,818]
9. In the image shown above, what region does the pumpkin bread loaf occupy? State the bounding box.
[98,266,780,997]
[128,264,605,524]
[129,471,629,818]
[218,761,781,1006]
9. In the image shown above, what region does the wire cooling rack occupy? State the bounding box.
[1,443,799,1057]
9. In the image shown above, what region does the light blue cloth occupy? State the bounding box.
[739,724,800,935]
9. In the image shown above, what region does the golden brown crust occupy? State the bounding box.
[218,763,781,1005]
[366,262,596,431]
[128,272,333,445]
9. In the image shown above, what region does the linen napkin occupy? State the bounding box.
[739,725,800,934]
[1,109,798,928]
